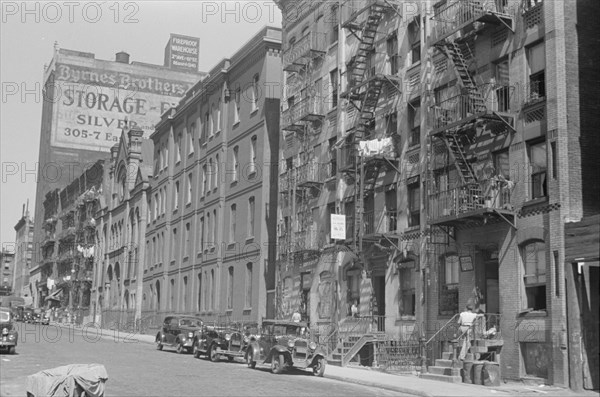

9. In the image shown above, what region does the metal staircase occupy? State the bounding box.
[443,133,477,185]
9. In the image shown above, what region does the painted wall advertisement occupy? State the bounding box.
[52,63,195,151]
[164,34,200,72]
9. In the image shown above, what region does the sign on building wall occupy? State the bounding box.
[164,34,200,72]
[331,214,346,240]
[51,63,194,151]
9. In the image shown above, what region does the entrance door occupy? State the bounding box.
[485,260,500,314]
[372,275,386,332]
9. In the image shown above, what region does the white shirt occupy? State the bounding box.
[458,311,478,326]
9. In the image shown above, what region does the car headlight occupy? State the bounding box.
[225,334,231,341]
[2,328,8,335]
[287,340,295,348]
[188,332,193,338]
[8,334,15,340]
[309,342,317,351]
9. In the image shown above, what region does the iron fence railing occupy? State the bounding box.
[283,32,328,68]
[363,210,398,235]
[428,182,513,221]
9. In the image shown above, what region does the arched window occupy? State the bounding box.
[251,74,260,111]
[227,267,234,310]
[156,280,161,309]
[216,99,222,132]
[197,273,202,312]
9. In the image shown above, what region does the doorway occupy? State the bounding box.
[485,260,500,315]
[372,275,386,332]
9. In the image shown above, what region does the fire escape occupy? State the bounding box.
[277,31,328,319]
[339,0,403,256]
[428,0,516,229]
[327,0,403,367]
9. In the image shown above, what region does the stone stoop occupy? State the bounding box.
[420,352,463,383]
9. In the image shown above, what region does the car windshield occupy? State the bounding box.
[0,312,10,322]
[272,325,301,336]
[180,319,201,327]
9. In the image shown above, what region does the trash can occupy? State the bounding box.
[472,361,485,385]
[462,360,475,384]
[483,361,501,386]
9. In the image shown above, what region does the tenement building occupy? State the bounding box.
[12,202,34,301]
[141,27,282,328]
[274,0,599,388]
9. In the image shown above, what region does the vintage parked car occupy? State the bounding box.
[245,320,327,376]
[33,308,50,325]
[155,315,203,354]
[192,324,245,362]
[0,308,18,354]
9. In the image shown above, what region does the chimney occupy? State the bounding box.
[115,51,130,64]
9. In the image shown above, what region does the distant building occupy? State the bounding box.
[93,126,153,327]
[30,42,206,304]
[13,202,34,299]
[0,250,15,296]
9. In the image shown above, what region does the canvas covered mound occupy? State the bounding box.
[26,363,108,397]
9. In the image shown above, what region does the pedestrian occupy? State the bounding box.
[351,301,358,318]
[291,308,301,323]
[457,304,478,360]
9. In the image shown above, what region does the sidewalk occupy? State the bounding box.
[50,323,599,397]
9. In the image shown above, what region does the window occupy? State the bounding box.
[522,241,547,310]
[245,263,252,308]
[386,111,397,137]
[174,182,179,210]
[494,150,511,207]
[203,112,209,142]
[216,100,222,132]
[249,136,257,174]
[170,278,175,311]
[409,100,421,146]
[188,124,195,155]
[248,197,255,237]
[171,228,177,261]
[527,43,546,102]
[328,137,337,177]
[161,188,166,215]
[330,5,339,44]
[227,266,234,310]
[528,140,547,199]
[407,180,420,227]
[213,209,217,245]
[232,146,239,182]
[210,269,216,311]
[187,173,193,204]
[197,273,202,311]
[234,89,241,124]
[205,213,211,248]
[550,142,557,180]
[398,261,415,317]
[176,134,181,163]
[153,194,158,220]
[199,216,204,253]
[159,148,164,171]
[207,158,213,192]
[409,21,421,64]
[494,60,510,112]
[183,276,188,312]
[209,104,215,137]
[330,69,338,109]
[387,33,399,75]
[230,204,237,243]
[251,74,260,112]
[346,268,361,312]
[203,271,208,311]
[439,255,460,315]
[184,222,190,259]
[214,154,219,189]
[202,164,207,196]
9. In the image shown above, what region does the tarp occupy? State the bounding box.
[26,364,108,397]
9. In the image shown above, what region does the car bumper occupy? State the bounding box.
[0,339,17,347]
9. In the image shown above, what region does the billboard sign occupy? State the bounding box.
[331,214,346,240]
[51,63,195,151]
[164,34,200,72]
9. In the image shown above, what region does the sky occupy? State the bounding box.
[0,0,283,251]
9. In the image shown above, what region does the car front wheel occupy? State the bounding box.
[193,340,201,358]
[313,357,326,377]
[176,341,185,354]
[246,349,256,369]
[209,344,219,362]
[156,335,163,351]
[8,346,16,355]
[271,353,285,374]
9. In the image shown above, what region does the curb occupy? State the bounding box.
[325,372,435,397]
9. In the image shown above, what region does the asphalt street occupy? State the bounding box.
[0,323,412,396]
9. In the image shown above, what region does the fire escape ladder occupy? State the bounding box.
[444,41,486,113]
[443,133,477,185]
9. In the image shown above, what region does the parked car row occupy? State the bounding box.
[155,316,326,377]
[0,308,18,354]
[12,307,50,325]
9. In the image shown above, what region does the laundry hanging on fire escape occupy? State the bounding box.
[358,137,394,157]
